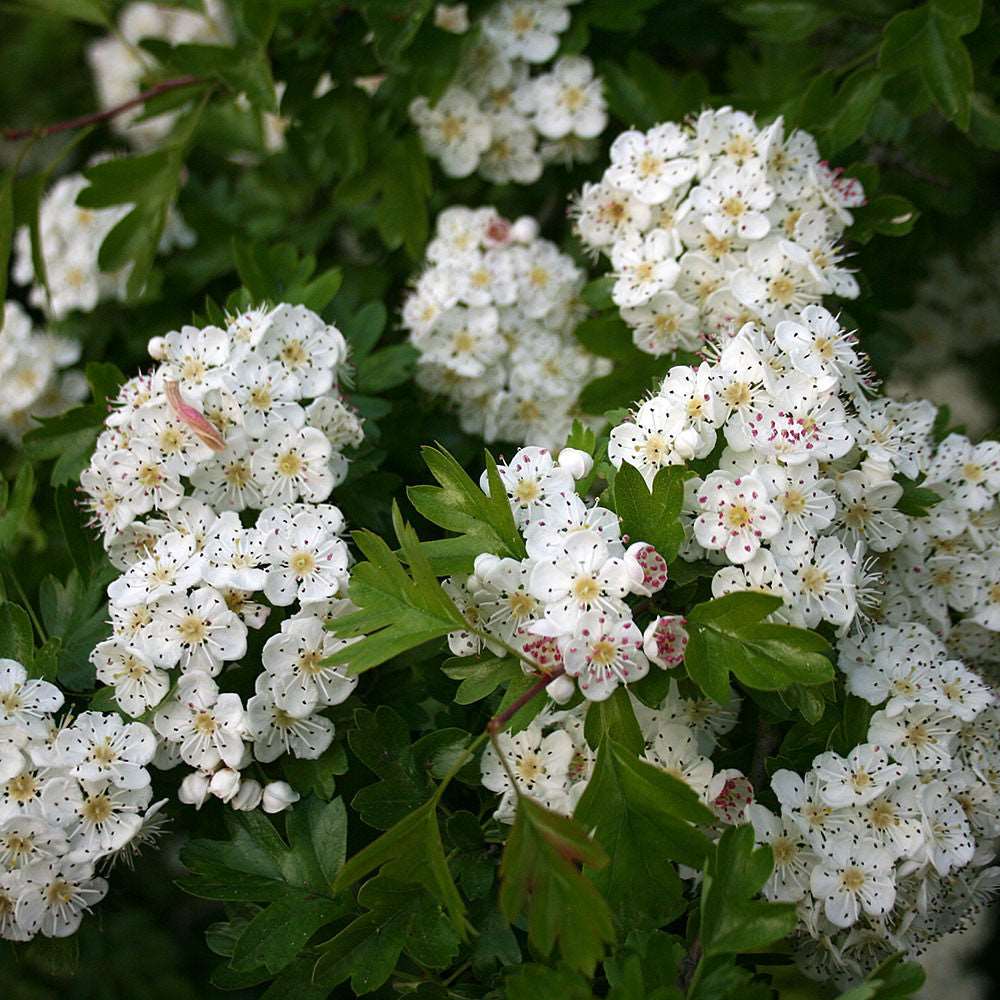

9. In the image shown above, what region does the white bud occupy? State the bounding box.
[510,216,538,243]
[473,553,503,582]
[147,336,167,361]
[557,447,594,481]
[209,767,242,803]
[178,770,212,809]
[434,3,469,33]
[231,778,263,812]
[546,674,576,704]
[261,781,300,814]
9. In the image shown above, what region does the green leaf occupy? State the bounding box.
[341,302,387,360]
[506,964,596,1000]
[698,825,797,957]
[685,593,834,705]
[574,739,712,928]
[726,1,834,41]
[880,7,976,128]
[895,476,942,517]
[612,462,689,562]
[583,686,644,755]
[334,796,469,935]
[499,796,614,974]
[443,655,523,704]
[824,68,884,153]
[407,445,526,561]
[230,896,343,975]
[16,0,110,26]
[0,465,35,550]
[580,276,615,310]
[374,135,431,259]
[0,603,35,666]
[362,0,434,65]
[38,570,111,690]
[355,343,418,394]
[326,507,467,675]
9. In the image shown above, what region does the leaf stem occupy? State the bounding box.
[2,75,205,142]
[4,569,47,644]
[487,666,565,735]
[835,42,880,78]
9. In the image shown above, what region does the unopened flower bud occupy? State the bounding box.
[546,674,576,704]
[643,615,688,668]
[261,781,300,814]
[510,216,538,243]
[231,779,263,812]
[434,3,469,34]
[625,542,668,596]
[557,447,593,481]
[178,771,212,809]
[209,767,242,803]
[147,336,167,361]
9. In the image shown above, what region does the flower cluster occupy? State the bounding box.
[0,658,161,941]
[573,109,865,355]
[79,305,364,813]
[608,303,928,638]
[410,1,607,181]
[0,301,87,444]
[403,206,609,446]
[482,682,746,826]
[12,172,195,320]
[87,1,233,152]
[443,443,678,703]
[751,621,998,983]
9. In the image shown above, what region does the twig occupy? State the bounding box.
[2,75,204,142]
[487,666,565,734]
[750,715,782,792]
[678,937,702,993]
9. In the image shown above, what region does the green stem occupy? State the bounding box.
[5,569,47,645]
[835,42,880,78]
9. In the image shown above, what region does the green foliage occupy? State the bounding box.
[327,504,467,674]
[684,593,834,705]
[611,462,689,563]
[499,795,615,975]
[575,738,712,928]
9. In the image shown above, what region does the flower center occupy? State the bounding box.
[276,451,303,477]
[137,463,164,488]
[590,639,618,666]
[290,551,317,576]
[46,879,76,906]
[725,504,752,530]
[840,867,865,892]
[81,793,114,824]
[800,567,827,594]
[508,592,536,619]
[572,576,600,602]
[193,711,217,735]
[179,615,208,645]
[513,478,540,503]
[280,340,307,367]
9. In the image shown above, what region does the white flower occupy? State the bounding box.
[779,536,857,629]
[252,425,334,504]
[608,397,700,485]
[202,512,268,592]
[246,674,335,763]
[410,88,491,178]
[261,614,358,716]
[481,725,574,818]
[90,641,170,717]
[528,56,605,140]
[0,660,63,741]
[868,705,961,774]
[646,722,714,799]
[606,124,696,205]
[63,780,151,861]
[611,231,680,308]
[262,510,349,606]
[919,781,975,876]
[15,860,108,938]
[558,610,649,701]
[55,713,155,791]
[832,471,907,552]
[693,471,782,564]
[485,446,576,529]
[148,585,248,675]
[810,837,896,928]
[689,163,774,241]
[106,531,203,607]
[812,744,908,808]
[0,818,67,871]
[482,1,569,63]
[529,530,633,629]
[257,304,347,398]
[153,673,245,771]
[747,804,818,902]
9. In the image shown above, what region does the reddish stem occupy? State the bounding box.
[487,666,565,735]
[2,75,204,142]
